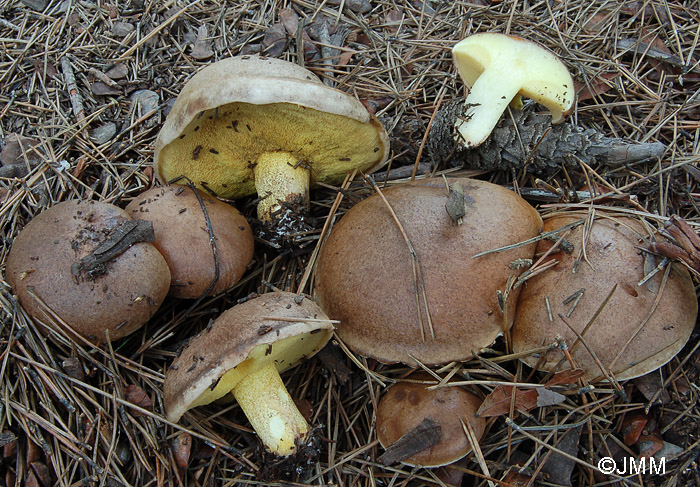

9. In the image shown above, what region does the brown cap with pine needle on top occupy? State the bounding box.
[154,55,389,245]
[512,211,697,382]
[314,178,543,366]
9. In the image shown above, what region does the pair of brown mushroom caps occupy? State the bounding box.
[314,181,697,380]
[4,186,255,343]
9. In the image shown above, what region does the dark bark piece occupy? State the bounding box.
[72,219,155,280]
[428,102,666,173]
[539,426,582,486]
[378,417,441,466]
[316,343,351,385]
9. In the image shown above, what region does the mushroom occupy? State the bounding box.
[154,55,389,244]
[314,178,542,366]
[125,186,254,298]
[163,291,333,456]
[451,33,574,148]
[376,373,485,468]
[5,200,171,342]
[512,211,698,381]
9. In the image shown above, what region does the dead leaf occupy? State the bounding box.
[1,133,43,166]
[61,357,84,381]
[91,81,122,96]
[0,432,16,449]
[583,11,613,32]
[317,343,351,385]
[279,8,317,59]
[477,370,581,417]
[125,384,153,413]
[105,63,128,80]
[638,432,664,459]
[279,8,301,36]
[325,0,371,14]
[131,89,159,116]
[575,73,620,102]
[617,38,683,67]
[171,432,192,469]
[112,21,135,37]
[545,368,585,386]
[501,470,533,486]
[536,387,566,407]
[190,24,214,60]
[621,413,648,446]
[653,441,683,461]
[32,59,58,79]
[27,462,50,487]
[384,9,403,34]
[262,23,287,57]
[633,371,670,405]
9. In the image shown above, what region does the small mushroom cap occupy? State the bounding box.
[154,55,389,199]
[5,200,171,342]
[376,375,485,467]
[163,291,333,423]
[315,178,543,366]
[453,33,574,121]
[512,212,698,381]
[125,186,254,298]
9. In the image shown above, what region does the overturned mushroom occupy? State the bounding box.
[451,33,574,148]
[315,178,542,366]
[154,55,389,245]
[163,292,333,456]
[125,186,254,298]
[512,211,697,381]
[5,200,170,342]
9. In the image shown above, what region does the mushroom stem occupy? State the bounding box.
[453,66,522,149]
[231,361,310,456]
[254,152,311,222]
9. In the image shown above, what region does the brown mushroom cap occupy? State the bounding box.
[154,55,389,200]
[5,200,171,342]
[125,186,254,298]
[376,375,485,467]
[512,211,698,381]
[163,291,333,423]
[314,178,543,366]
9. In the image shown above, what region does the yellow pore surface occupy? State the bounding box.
[158,102,385,199]
[188,329,330,409]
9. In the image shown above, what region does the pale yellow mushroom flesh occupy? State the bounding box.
[452,33,575,148]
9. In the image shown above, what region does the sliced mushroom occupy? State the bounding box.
[452,33,574,148]
[512,211,697,381]
[125,186,254,298]
[5,200,170,342]
[314,178,542,366]
[163,291,333,456]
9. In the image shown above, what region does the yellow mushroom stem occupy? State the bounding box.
[253,152,311,222]
[231,361,310,456]
[454,67,524,149]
